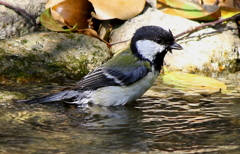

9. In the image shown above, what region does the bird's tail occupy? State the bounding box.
[17,90,81,104]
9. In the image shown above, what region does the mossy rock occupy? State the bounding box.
[0,32,110,84]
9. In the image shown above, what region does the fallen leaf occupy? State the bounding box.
[50,8,66,27]
[199,0,240,19]
[158,0,221,21]
[199,0,239,9]
[52,0,93,29]
[162,72,227,93]
[40,8,77,32]
[220,6,240,18]
[45,0,65,9]
[89,0,146,20]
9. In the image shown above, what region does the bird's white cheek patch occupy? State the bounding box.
[136,40,166,62]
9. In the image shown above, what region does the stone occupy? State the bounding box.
[0,32,110,83]
[110,7,240,73]
[0,0,48,39]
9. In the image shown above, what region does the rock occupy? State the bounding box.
[0,0,47,39]
[0,91,26,103]
[146,0,157,8]
[0,32,110,84]
[110,7,240,73]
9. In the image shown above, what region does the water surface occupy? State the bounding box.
[0,72,240,154]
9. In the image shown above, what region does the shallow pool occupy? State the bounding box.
[0,72,240,154]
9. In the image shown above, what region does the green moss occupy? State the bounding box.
[0,50,90,83]
[20,39,28,44]
[56,44,64,50]
[93,45,102,50]
[76,35,84,41]
[0,34,109,83]
[228,59,240,73]
[66,34,76,40]
[0,91,26,101]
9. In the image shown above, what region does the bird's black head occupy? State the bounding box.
[130,25,182,71]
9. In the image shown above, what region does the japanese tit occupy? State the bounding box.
[20,25,183,106]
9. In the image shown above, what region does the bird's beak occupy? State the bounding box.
[170,42,183,50]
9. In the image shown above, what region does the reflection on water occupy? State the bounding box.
[0,73,240,154]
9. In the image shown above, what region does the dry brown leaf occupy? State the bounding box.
[45,0,70,27]
[45,0,65,9]
[40,8,78,32]
[158,0,221,21]
[199,0,240,18]
[89,0,146,20]
[199,0,239,9]
[53,0,93,29]
[45,0,93,29]
[50,9,66,27]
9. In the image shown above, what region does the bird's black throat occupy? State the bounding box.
[153,50,168,71]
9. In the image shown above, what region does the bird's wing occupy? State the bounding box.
[71,50,151,90]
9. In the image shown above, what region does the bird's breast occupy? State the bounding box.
[89,70,159,106]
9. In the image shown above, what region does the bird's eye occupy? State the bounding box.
[155,38,163,44]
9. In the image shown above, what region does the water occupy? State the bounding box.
[0,72,240,154]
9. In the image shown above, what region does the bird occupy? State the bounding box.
[19,25,183,106]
